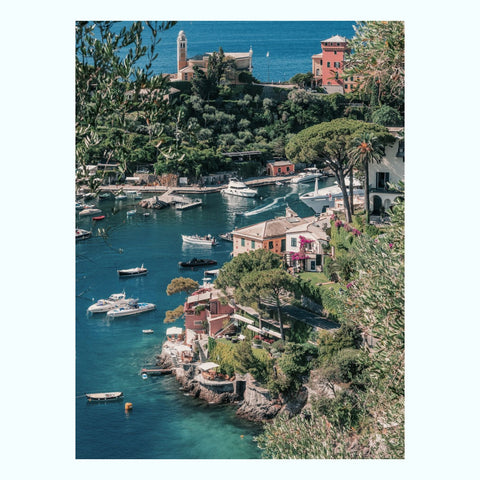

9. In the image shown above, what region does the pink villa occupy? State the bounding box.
[311,35,360,94]
[183,283,235,337]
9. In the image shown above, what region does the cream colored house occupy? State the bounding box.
[368,127,405,214]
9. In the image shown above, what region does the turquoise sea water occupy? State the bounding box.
[114,21,356,83]
[75,180,331,459]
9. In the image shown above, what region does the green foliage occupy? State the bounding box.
[258,411,383,459]
[233,341,273,383]
[287,318,314,344]
[209,340,236,377]
[333,348,367,382]
[317,323,362,361]
[344,21,404,113]
[289,72,314,87]
[371,105,403,126]
[276,343,319,392]
[310,390,362,429]
[75,21,176,190]
[215,249,283,291]
[317,284,342,320]
[166,277,199,296]
[163,305,184,323]
[208,336,217,353]
[322,256,334,281]
[238,71,259,83]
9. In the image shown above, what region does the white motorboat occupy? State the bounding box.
[87,292,133,313]
[117,265,148,277]
[76,228,91,241]
[126,209,136,216]
[300,177,364,214]
[106,301,156,318]
[291,167,325,184]
[182,234,218,246]
[79,208,102,216]
[115,194,128,200]
[222,178,257,197]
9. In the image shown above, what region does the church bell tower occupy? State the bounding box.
[177,30,188,73]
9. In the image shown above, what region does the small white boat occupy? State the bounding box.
[219,232,233,242]
[204,269,220,277]
[141,373,148,379]
[117,265,148,277]
[86,392,123,402]
[115,194,128,200]
[222,178,257,197]
[176,198,202,210]
[79,208,102,216]
[126,209,136,216]
[182,234,218,246]
[106,301,156,318]
[142,329,154,334]
[76,228,91,241]
[87,292,132,313]
[291,167,325,184]
[77,203,95,210]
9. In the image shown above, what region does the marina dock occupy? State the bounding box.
[96,174,301,196]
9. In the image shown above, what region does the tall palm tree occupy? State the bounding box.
[348,132,384,223]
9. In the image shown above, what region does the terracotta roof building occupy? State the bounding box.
[232,208,308,257]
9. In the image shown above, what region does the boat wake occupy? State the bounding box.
[242,196,285,216]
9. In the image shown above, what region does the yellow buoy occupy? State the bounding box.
[125,402,133,410]
[240,435,244,438]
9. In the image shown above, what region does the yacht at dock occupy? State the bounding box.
[222,178,258,198]
[300,177,364,214]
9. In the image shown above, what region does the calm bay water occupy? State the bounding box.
[76,20,344,459]
[116,21,356,83]
[75,181,329,459]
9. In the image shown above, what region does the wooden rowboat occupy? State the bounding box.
[85,392,123,401]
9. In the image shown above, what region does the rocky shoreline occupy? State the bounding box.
[155,346,308,422]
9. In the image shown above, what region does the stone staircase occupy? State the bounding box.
[195,340,208,363]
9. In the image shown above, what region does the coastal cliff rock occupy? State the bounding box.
[235,374,282,421]
[156,349,308,421]
[162,359,238,405]
[278,386,309,418]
